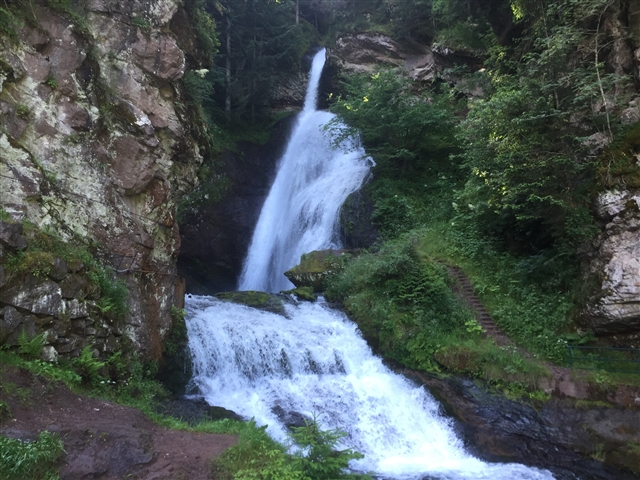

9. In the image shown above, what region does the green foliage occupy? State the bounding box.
[72,346,106,386]
[434,340,551,390]
[191,2,220,54]
[0,431,64,480]
[214,418,370,480]
[16,104,31,119]
[0,6,23,42]
[597,122,640,188]
[162,307,188,363]
[132,16,150,30]
[418,222,577,363]
[290,418,370,480]
[326,233,473,370]
[5,223,129,320]
[87,267,129,319]
[44,76,58,89]
[18,331,44,360]
[330,69,458,174]
[214,422,303,480]
[457,76,599,251]
[207,0,318,124]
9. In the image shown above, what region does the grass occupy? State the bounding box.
[415,221,578,364]
[323,214,592,394]
[0,431,64,480]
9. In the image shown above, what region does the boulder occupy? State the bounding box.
[340,189,379,249]
[0,221,27,249]
[284,249,352,292]
[0,275,63,316]
[60,274,92,299]
[213,291,286,316]
[0,306,23,343]
[49,258,68,281]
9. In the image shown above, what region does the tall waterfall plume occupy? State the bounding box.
[238,48,371,292]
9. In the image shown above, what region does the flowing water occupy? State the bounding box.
[186,49,556,479]
[238,49,371,292]
[186,296,554,480]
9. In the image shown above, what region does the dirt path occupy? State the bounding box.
[0,366,237,480]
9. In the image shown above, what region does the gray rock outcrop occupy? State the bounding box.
[586,189,640,340]
[0,0,204,359]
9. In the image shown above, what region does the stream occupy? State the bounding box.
[185,48,556,479]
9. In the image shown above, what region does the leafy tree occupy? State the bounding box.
[330,69,458,174]
[456,0,633,252]
[207,0,317,123]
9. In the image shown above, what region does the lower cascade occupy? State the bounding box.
[186,296,554,480]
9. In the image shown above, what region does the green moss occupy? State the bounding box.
[157,307,191,396]
[288,250,346,274]
[434,341,551,392]
[598,122,640,188]
[282,286,316,302]
[4,222,129,319]
[215,291,286,316]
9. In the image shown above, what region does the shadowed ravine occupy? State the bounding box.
[185,49,555,479]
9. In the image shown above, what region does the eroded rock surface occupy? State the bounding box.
[412,371,640,479]
[586,189,640,343]
[0,0,203,359]
[330,32,483,87]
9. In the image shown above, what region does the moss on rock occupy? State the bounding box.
[284,249,352,292]
[215,291,286,316]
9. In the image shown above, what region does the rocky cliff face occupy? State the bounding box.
[584,2,640,346]
[586,189,640,345]
[0,0,203,360]
[178,116,297,293]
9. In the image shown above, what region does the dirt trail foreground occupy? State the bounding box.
[0,366,237,479]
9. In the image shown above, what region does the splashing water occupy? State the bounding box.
[187,48,555,479]
[187,296,554,480]
[238,49,371,292]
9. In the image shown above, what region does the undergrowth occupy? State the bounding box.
[0,431,64,480]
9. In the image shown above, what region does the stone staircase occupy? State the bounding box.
[448,266,512,346]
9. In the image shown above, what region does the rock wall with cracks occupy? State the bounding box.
[0,0,204,360]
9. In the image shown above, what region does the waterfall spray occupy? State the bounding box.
[187,49,555,480]
[238,49,370,292]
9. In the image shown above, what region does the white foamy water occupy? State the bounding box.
[189,46,555,480]
[186,296,554,480]
[237,49,371,292]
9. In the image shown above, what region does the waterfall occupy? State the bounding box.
[187,296,554,480]
[238,49,371,292]
[186,48,556,479]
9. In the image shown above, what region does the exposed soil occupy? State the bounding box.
[0,366,237,480]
